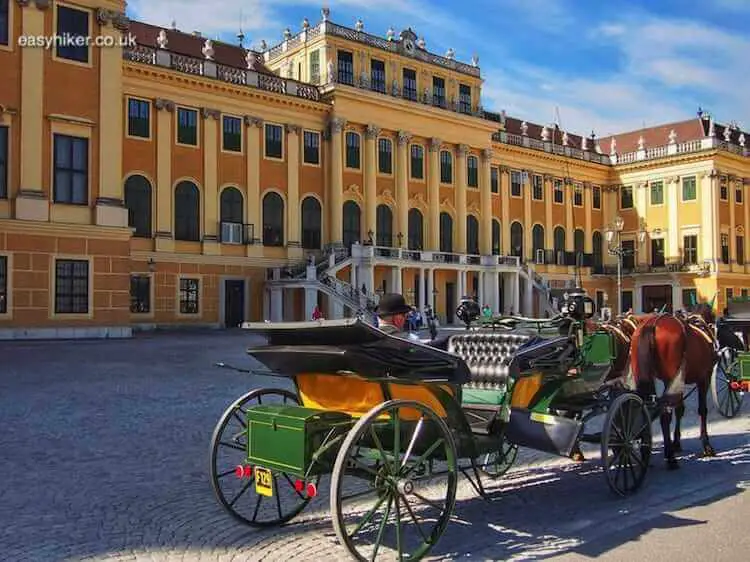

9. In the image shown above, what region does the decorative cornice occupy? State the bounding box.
[481,148,493,161]
[33,0,49,9]
[243,115,263,127]
[154,98,175,112]
[95,7,129,30]
[201,107,220,120]
[397,130,412,146]
[583,181,592,189]
[429,137,442,152]
[365,124,381,140]
[499,165,510,174]
[285,123,301,134]
[329,117,346,134]
[543,174,552,181]
[15,0,31,7]
[456,144,470,157]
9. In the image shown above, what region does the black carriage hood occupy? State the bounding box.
[242,319,471,384]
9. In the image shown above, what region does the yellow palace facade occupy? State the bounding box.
[0,0,749,338]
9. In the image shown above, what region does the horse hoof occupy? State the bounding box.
[570,452,585,463]
[702,446,716,458]
[667,459,680,470]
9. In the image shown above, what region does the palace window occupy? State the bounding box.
[301,196,322,250]
[721,233,730,264]
[439,212,453,253]
[467,156,478,188]
[179,278,200,314]
[56,5,89,63]
[720,178,728,201]
[345,132,360,168]
[0,0,8,46]
[378,138,392,174]
[492,219,501,255]
[124,175,152,238]
[553,179,564,203]
[176,108,198,146]
[174,181,200,241]
[683,235,698,265]
[440,150,452,183]
[222,116,242,152]
[620,185,634,209]
[55,259,89,314]
[467,216,479,255]
[532,175,543,200]
[376,204,393,246]
[264,124,283,158]
[309,49,320,84]
[130,275,150,314]
[682,176,697,201]
[337,50,354,85]
[650,181,663,205]
[737,235,745,265]
[262,192,284,247]
[127,98,150,138]
[510,170,522,197]
[303,131,320,164]
[491,167,499,193]
[592,185,601,209]
[219,187,244,243]
[0,255,6,314]
[651,238,665,267]
[408,209,423,250]
[458,84,472,114]
[573,183,583,206]
[371,59,386,93]
[0,125,7,199]
[410,145,424,179]
[737,184,743,204]
[682,289,697,308]
[402,68,417,101]
[432,76,446,107]
[53,134,88,205]
[622,240,635,270]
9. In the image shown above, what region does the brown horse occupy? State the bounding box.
[630,303,717,469]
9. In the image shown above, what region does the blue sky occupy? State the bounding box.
[126,0,750,137]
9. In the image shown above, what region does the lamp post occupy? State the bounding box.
[606,215,646,315]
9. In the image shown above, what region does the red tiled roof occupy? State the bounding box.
[128,20,274,74]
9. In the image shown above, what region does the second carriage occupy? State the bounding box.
[210,290,652,560]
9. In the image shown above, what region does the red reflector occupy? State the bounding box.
[243,465,253,478]
[306,483,317,497]
[235,465,244,478]
[294,479,304,492]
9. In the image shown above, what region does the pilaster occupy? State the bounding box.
[700,170,717,263]
[364,124,379,239]
[329,117,346,245]
[428,138,441,250]
[544,175,553,249]
[564,179,574,251]
[728,176,737,268]
[396,131,411,246]
[244,115,262,245]
[583,181,592,252]
[479,149,492,255]
[455,144,468,253]
[522,170,532,259]
[154,99,175,250]
[202,108,220,253]
[666,177,679,259]
[286,123,301,246]
[500,166,510,255]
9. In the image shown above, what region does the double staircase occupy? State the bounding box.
[519,262,572,317]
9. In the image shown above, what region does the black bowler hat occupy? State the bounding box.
[376,293,412,316]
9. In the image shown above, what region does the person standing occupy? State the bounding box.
[375,293,419,340]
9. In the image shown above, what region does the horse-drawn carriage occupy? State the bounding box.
[711,296,750,417]
[209,291,655,560]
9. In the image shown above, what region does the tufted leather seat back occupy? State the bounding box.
[448,331,536,388]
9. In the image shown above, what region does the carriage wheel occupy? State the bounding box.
[477,436,518,479]
[712,351,743,418]
[209,388,315,527]
[601,393,652,497]
[330,399,458,561]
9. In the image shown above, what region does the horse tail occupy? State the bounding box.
[634,322,658,398]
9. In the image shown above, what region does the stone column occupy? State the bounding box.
[524,274,533,315]
[565,179,574,251]
[201,108,220,253]
[667,176,679,260]
[419,268,427,311]
[523,170,532,260]
[491,273,500,314]
[428,138,442,250]
[154,99,175,251]
[305,288,318,320]
[455,145,468,254]
[392,266,403,294]
[500,166,511,254]
[480,148,493,255]
[584,182,593,252]
[544,175,553,250]
[286,124,301,249]
[396,131,411,246]
[244,116,262,244]
[364,124,380,241]
[729,175,737,269]
[427,269,434,308]
[328,117,346,246]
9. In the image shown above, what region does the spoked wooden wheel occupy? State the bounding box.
[712,350,743,418]
[477,436,518,479]
[601,393,652,497]
[209,388,315,527]
[331,399,458,561]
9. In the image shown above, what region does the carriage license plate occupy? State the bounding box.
[254,467,273,497]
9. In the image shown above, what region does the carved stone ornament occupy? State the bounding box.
[154,98,175,112]
[243,115,263,127]
[637,135,644,150]
[456,144,469,156]
[581,136,588,151]
[201,107,220,120]
[365,124,381,139]
[668,129,677,144]
[481,148,493,161]
[386,26,395,41]
[610,137,617,154]
[499,165,510,173]
[283,28,292,40]
[429,138,442,152]
[740,133,746,147]
[723,126,732,142]
[708,118,716,137]
[202,39,214,60]
[156,29,168,49]
[543,174,553,181]
[329,117,346,134]
[562,131,569,146]
[285,123,301,135]
[302,17,310,29]
[583,181,592,189]
[541,126,550,142]
[355,18,364,32]
[445,48,455,60]
[321,6,330,21]
[520,121,528,136]
[397,131,412,145]
[96,7,110,25]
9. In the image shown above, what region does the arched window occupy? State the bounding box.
[439,212,453,253]
[532,224,545,261]
[301,196,322,250]
[376,204,393,246]
[592,231,603,269]
[466,215,479,254]
[408,208,423,250]
[219,186,244,244]
[343,200,361,249]
[174,181,200,241]
[492,219,501,255]
[262,192,284,247]
[510,221,523,258]
[124,175,152,238]
[554,226,566,265]
[574,228,585,254]
[440,150,452,183]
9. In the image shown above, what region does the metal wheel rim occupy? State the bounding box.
[478,438,518,479]
[209,387,314,527]
[330,399,458,561]
[601,393,652,497]
[712,354,743,418]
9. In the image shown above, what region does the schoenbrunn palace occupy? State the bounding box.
[1,0,749,339]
